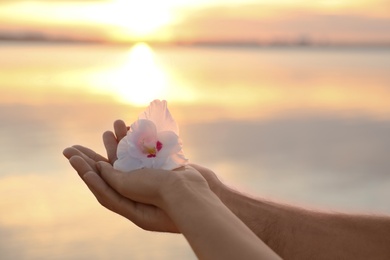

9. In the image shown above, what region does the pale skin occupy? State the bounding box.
[63,120,280,260]
[64,120,390,260]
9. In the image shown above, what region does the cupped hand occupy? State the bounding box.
[63,119,224,233]
[63,145,179,233]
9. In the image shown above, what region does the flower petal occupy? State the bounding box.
[141,156,167,169]
[139,100,179,134]
[117,135,144,159]
[114,156,144,172]
[172,150,188,167]
[116,136,131,159]
[161,153,188,170]
[157,131,182,157]
[158,132,188,169]
[130,119,158,142]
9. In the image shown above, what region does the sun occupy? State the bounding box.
[107,0,174,39]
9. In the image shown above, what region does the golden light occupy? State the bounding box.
[105,0,174,39]
[0,0,177,41]
[91,43,168,106]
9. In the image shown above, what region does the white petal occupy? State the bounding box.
[175,149,188,164]
[114,157,144,172]
[139,100,179,134]
[130,119,158,140]
[142,157,166,169]
[116,135,144,160]
[156,131,181,157]
[161,153,188,170]
[116,136,130,160]
[161,157,181,170]
[171,151,188,167]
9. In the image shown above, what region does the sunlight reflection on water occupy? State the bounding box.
[90,43,168,106]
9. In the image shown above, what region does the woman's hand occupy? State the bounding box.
[63,146,180,233]
[63,119,215,233]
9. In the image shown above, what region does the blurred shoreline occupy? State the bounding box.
[1,36,390,49]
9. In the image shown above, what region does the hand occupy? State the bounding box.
[63,146,180,233]
[63,119,226,233]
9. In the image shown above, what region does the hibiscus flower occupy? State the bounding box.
[114,100,188,172]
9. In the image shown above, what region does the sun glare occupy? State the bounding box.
[106,0,173,39]
[92,43,167,106]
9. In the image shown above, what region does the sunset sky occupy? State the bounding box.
[0,0,390,43]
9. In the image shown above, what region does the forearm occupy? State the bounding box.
[218,185,390,259]
[163,185,281,260]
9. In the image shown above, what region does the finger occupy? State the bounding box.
[103,131,118,164]
[72,145,108,162]
[82,171,136,217]
[68,155,132,216]
[64,147,98,172]
[69,155,95,179]
[68,155,142,226]
[114,119,128,141]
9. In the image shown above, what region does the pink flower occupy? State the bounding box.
[114,100,188,172]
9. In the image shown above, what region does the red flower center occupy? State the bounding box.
[143,141,163,158]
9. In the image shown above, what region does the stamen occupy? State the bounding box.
[141,140,163,158]
[156,141,163,151]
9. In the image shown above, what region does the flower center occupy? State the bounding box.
[142,141,163,158]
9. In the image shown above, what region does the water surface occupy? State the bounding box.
[1,42,389,259]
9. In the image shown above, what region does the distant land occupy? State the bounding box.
[1,30,389,48]
[0,31,106,44]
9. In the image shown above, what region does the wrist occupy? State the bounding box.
[159,171,214,216]
[162,180,222,236]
